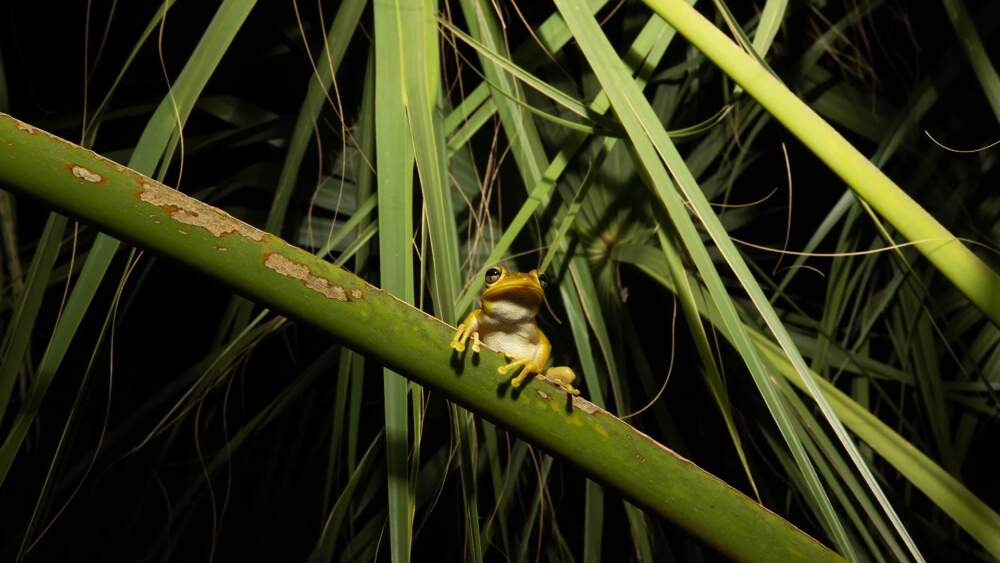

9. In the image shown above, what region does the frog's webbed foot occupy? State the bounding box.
[544,366,581,396]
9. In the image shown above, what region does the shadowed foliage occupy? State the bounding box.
[0,1,998,561]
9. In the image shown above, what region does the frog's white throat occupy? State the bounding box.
[482,299,538,323]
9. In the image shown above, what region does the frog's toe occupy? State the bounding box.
[510,365,536,388]
[498,358,524,376]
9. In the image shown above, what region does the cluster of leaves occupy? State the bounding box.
[0,0,997,561]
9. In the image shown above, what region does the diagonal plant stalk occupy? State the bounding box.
[640,0,1000,327]
[0,113,843,563]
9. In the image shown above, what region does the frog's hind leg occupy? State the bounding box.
[544,366,581,396]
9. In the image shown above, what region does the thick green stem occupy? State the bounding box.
[0,113,842,562]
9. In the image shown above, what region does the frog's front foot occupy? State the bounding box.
[450,323,475,353]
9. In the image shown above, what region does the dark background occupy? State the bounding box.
[1,1,997,561]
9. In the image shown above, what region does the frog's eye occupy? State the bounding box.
[536,273,549,288]
[485,267,502,285]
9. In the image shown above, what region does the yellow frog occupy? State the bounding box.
[450,265,580,396]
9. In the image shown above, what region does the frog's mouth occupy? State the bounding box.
[483,281,543,305]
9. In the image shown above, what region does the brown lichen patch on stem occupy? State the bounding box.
[535,389,551,401]
[8,115,63,145]
[139,182,266,241]
[571,395,600,414]
[6,114,137,178]
[69,164,104,183]
[264,252,361,302]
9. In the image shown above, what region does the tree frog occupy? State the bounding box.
[450,265,581,396]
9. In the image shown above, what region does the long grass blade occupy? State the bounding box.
[657,230,759,499]
[374,0,417,560]
[0,214,67,424]
[939,0,1000,119]
[311,433,384,563]
[401,1,484,559]
[751,0,788,57]
[456,0,549,196]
